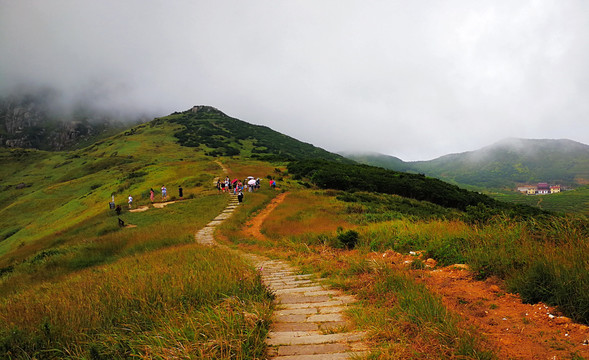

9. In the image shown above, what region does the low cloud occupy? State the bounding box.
[2,1,588,160]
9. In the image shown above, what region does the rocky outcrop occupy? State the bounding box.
[0,90,131,151]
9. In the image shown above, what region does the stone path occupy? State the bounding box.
[195,195,240,245]
[195,194,369,359]
[258,259,368,359]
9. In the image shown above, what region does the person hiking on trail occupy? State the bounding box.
[161,185,167,201]
[150,188,155,202]
[115,204,122,215]
[216,179,221,193]
[128,195,133,208]
[237,190,244,203]
[178,185,183,199]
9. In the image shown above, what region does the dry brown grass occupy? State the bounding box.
[260,190,355,238]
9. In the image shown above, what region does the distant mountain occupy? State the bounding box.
[0,89,142,151]
[164,105,350,162]
[339,151,414,172]
[343,138,589,189]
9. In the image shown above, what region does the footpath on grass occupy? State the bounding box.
[195,193,369,359]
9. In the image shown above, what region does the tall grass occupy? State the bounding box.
[350,266,494,359]
[0,194,228,297]
[0,244,273,359]
[224,188,496,359]
[360,215,589,324]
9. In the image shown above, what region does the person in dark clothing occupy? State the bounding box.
[115,205,122,215]
[178,185,183,199]
[237,191,244,203]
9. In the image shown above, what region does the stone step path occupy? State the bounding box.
[195,195,369,359]
[256,259,368,359]
[195,195,239,246]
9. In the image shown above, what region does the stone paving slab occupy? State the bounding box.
[271,343,350,356]
[279,299,355,309]
[306,313,344,322]
[276,308,320,316]
[277,294,333,304]
[274,286,324,294]
[267,331,367,346]
[272,353,361,360]
[318,321,349,331]
[272,322,319,332]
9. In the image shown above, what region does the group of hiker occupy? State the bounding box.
[147,184,182,203]
[217,176,260,194]
[112,185,183,212]
[114,175,277,212]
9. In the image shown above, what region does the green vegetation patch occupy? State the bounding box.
[288,159,546,219]
[165,106,349,162]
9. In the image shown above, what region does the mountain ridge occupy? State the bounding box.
[343,138,589,189]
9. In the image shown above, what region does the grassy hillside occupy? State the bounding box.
[339,151,414,172]
[0,111,295,358]
[287,159,547,219]
[488,185,589,216]
[343,138,589,190]
[411,138,589,188]
[167,106,350,162]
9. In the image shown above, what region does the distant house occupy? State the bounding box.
[537,183,550,195]
[519,183,561,195]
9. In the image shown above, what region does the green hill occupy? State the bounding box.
[168,105,349,162]
[344,138,589,190]
[0,106,351,260]
[489,185,589,215]
[339,151,414,172]
[287,159,546,219]
[411,138,589,189]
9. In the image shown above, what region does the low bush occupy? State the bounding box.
[337,229,359,249]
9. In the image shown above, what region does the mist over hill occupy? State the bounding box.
[0,88,150,150]
[343,138,589,189]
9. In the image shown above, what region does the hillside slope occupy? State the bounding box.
[168,105,350,162]
[412,138,589,188]
[0,105,352,260]
[344,138,589,189]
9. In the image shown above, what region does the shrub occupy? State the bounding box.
[337,230,359,250]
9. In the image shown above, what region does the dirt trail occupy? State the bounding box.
[128,201,177,213]
[243,192,289,239]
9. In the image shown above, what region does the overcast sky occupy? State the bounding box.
[1,1,588,160]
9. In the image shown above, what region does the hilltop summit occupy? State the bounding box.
[190,105,227,116]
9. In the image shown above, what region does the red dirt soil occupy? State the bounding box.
[242,192,289,239]
[371,251,589,359]
[419,264,589,359]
